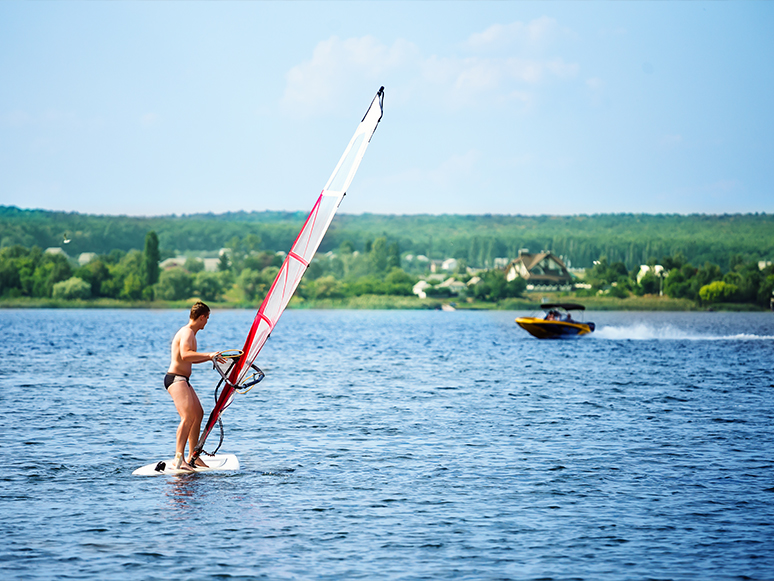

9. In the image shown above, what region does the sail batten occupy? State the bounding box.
[194,87,384,456]
[287,250,309,267]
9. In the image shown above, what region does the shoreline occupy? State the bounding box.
[0,294,768,312]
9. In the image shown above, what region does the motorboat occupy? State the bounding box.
[515,303,595,339]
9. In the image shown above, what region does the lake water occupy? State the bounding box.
[0,308,772,580]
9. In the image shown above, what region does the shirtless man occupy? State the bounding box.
[164,301,223,471]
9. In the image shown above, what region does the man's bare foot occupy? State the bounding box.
[173,453,195,472]
[190,457,208,468]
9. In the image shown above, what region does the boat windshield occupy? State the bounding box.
[544,309,574,322]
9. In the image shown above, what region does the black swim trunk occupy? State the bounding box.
[164,373,190,390]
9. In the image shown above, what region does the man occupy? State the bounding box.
[164,301,224,471]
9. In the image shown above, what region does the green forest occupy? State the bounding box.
[1,206,773,309]
[2,205,773,269]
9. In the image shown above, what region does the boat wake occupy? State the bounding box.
[594,324,774,341]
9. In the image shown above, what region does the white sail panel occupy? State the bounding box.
[196,87,384,458]
[327,134,365,193]
[291,193,343,263]
[324,91,383,195]
[229,88,384,386]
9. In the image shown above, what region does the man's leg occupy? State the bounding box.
[168,380,200,470]
[185,386,207,468]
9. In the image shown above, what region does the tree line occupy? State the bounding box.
[582,254,774,308]
[0,232,406,303]
[0,223,539,305]
[1,231,772,308]
[2,206,772,270]
[0,232,163,301]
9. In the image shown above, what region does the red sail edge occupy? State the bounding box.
[192,87,384,459]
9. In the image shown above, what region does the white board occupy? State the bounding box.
[132,453,239,476]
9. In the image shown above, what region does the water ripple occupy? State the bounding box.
[0,309,772,580]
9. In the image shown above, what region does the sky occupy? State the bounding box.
[1,1,772,217]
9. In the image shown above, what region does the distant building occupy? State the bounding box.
[44,247,67,257]
[636,264,665,283]
[201,258,219,272]
[438,277,467,294]
[413,280,431,299]
[160,256,187,270]
[78,252,97,265]
[160,255,219,272]
[405,254,429,264]
[505,250,573,287]
[413,277,468,299]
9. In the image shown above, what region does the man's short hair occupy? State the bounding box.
[190,301,210,321]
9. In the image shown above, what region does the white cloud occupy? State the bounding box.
[3,110,31,127]
[586,77,604,91]
[584,77,606,106]
[507,152,574,171]
[661,134,683,147]
[282,35,418,114]
[9,108,109,133]
[283,24,580,115]
[2,109,79,129]
[466,17,561,52]
[141,113,160,127]
[424,56,577,109]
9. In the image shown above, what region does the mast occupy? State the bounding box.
[193,87,384,459]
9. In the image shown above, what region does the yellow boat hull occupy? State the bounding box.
[515,317,595,339]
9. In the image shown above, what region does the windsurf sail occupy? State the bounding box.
[193,87,384,460]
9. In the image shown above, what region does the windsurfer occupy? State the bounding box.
[165,301,224,471]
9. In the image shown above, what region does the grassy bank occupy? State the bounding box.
[1,293,766,311]
[521,293,700,311]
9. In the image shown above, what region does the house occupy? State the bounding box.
[636,264,664,283]
[505,250,573,287]
[160,255,221,272]
[78,252,97,265]
[438,277,467,294]
[441,258,458,271]
[413,280,431,299]
[413,277,467,299]
[159,256,187,270]
[44,247,67,257]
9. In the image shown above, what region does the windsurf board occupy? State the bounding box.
[132,453,239,476]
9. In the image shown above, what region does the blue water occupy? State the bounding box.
[0,308,772,580]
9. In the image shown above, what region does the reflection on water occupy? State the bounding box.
[165,476,200,512]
